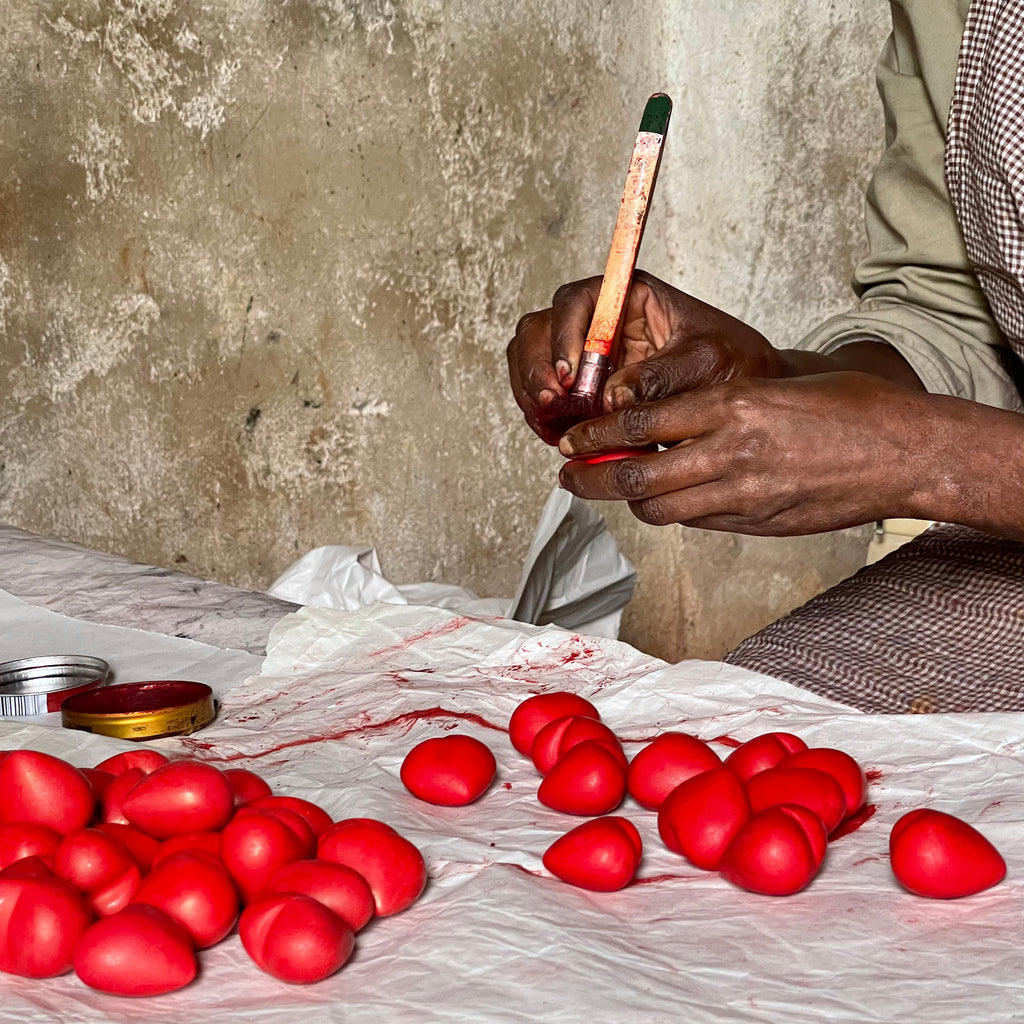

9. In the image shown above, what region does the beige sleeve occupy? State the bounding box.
[792,0,1023,412]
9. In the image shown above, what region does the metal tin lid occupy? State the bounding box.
[0,656,110,717]
[61,681,215,740]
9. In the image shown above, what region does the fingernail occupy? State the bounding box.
[555,359,572,384]
[558,435,575,456]
[538,388,556,406]
[609,385,634,409]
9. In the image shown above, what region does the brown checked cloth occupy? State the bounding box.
[727,0,1024,713]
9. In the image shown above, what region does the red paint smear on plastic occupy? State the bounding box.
[830,803,877,841]
[709,735,742,749]
[185,706,506,763]
[865,768,883,782]
[366,616,473,659]
[630,872,699,886]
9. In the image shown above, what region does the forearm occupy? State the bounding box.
[899,393,1024,540]
[779,340,927,392]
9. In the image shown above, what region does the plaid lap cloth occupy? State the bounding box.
[726,0,1024,713]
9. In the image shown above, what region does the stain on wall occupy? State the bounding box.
[0,2,888,661]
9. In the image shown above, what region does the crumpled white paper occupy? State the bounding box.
[267,487,636,639]
[1,597,1023,1024]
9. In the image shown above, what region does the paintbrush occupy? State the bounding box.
[569,92,672,416]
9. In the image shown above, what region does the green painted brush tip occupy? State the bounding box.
[639,93,672,135]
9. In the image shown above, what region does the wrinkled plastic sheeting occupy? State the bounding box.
[2,602,1024,1023]
[267,487,636,639]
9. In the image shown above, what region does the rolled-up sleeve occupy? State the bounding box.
[792,0,1023,412]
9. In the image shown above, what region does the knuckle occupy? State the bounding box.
[617,404,655,445]
[633,359,679,401]
[513,309,545,338]
[609,457,652,500]
[629,497,672,527]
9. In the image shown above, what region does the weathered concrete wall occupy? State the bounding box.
[0,1,889,662]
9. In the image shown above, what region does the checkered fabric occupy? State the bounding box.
[726,2,1024,713]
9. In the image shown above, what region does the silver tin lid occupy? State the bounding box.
[0,656,110,716]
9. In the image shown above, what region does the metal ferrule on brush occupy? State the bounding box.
[573,350,611,401]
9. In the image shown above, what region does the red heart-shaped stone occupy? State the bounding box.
[537,741,626,816]
[720,805,827,896]
[223,767,274,807]
[889,809,1006,899]
[221,810,311,904]
[532,716,626,775]
[122,760,234,839]
[100,767,146,826]
[240,893,355,984]
[268,859,375,932]
[248,795,333,837]
[132,851,239,948]
[318,819,426,917]
[73,904,197,996]
[400,735,497,805]
[53,828,141,916]
[781,748,866,817]
[657,767,750,870]
[0,876,92,978]
[724,732,807,783]
[0,751,94,836]
[543,816,642,892]
[508,692,600,756]
[0,822,62,870]
[94,750,170,777]
[627,732,722,810]
[746,766,847,834]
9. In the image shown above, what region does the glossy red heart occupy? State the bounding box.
[248,795,333,836]
[401,735,497,805]
[223,767,274,807]
[542,816,642,892]
[724,732,808,783]
[73,903,197,996]
[508,692,600,756]
[532,716,626,775]
[94,749,170,776]
[537,740,626,816]
[268,858,375,931]
[240,893,355,984]
[627,732,722,810]
[889,809,1006,899]
[94,823,162,872]
[317,818,426,917]
[0,876,92,977]
[53,828,141,916]
[720,805,827,896]
[0,750,94,836]
[122,760,234,839]
[782,748,866,817]
[657,767,750,870]
[153,830,224,867]
[746,766,847,834]
[100,767,146,825]
[132,851,239,947]
[0,822,62,869]
[221,810,311,904]
[81,768,115,804]
[234,805,317,854]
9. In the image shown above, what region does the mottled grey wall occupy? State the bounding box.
[0,1,889,662]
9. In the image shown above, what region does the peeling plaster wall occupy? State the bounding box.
[0,2,889,662]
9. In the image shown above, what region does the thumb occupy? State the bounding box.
[602,348,710,410]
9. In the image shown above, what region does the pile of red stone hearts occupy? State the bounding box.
[0,748,425,994]
[401,691,1006,900]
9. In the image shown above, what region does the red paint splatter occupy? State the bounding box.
[366,617,472,659]
[709,735,742,749]
[830,803,877,841]
[502,782,512,790]
[184,706,506,763]
[630,872,699,886]
[865,768,883,782]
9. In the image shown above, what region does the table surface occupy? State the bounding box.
[0,526,1022,1024]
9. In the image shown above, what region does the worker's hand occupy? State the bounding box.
[507,271,785,445]
[556,371,935,536]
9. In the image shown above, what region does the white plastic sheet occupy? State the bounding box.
[1,596,1023,1023]
[267,487,636,639]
